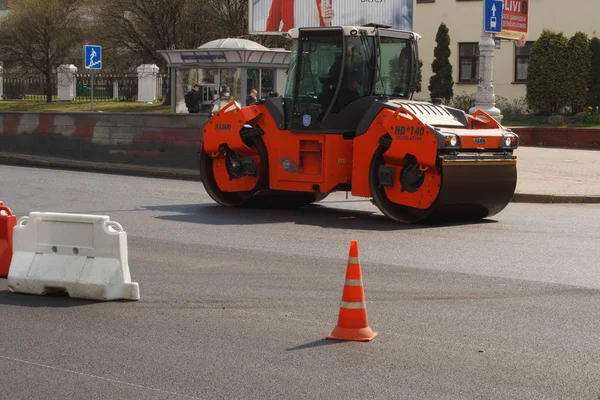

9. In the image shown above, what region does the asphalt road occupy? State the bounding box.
[1,164,600,399]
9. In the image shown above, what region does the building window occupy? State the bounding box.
[514,41,534,83]
[459,43,479,83]
[416,0,435,3]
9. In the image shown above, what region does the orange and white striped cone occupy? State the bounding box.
[327,240,378,342]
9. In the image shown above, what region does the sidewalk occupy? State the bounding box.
[513,147,600,203]
[1,147,599,203]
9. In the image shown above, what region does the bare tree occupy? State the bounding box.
[0,0,286,104]
[92,0,222,104]
[206,0,248,38]
[0,0,84,102]
[91,0,285,69]
[94,0,217,65]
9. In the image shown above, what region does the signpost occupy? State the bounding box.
[471,0,529,121]
[84,45,102,111]
[469,0,505,121]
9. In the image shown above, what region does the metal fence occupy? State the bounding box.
[2,76,57,101]
[75,73,138,101]
[1,72,168,102]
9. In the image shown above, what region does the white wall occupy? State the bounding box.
[414,0,600,103]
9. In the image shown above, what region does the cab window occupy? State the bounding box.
[287,31,344,129]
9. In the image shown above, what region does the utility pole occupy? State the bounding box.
[469,1,503,122]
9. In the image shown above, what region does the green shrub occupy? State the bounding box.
[496,96,530,118]
[589,37,600,109]
[449,91,475,113]
[565,32,592,115]
[526,30,570,115]
[569,112,600,125]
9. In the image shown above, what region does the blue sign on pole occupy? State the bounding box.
[484,0,503,33]
[84,45,102,70]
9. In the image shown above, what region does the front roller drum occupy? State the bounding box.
[430,158,518,220]
[369,148,518,223]
[369,148,434,223]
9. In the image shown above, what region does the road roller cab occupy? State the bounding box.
[199,24,519,223]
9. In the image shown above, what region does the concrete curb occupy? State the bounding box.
[1,153,598,204]
[511,193,600,204]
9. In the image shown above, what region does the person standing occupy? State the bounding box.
[246,89,258,106]
[184,84,202,114]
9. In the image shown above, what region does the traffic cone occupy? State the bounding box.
[327,240,378,342]
[0,204,17,278]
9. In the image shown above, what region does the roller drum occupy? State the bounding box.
[428,158,518,221]
[370,148,518,223]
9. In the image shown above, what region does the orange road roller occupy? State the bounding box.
[199,24,518,223]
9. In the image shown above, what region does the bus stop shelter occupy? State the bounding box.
[158,38,291,113]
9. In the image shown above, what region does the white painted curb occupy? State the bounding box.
[7,212,140,301]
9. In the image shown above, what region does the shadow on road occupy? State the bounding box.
[285,338,348,351]
[142,203,497,231]
[0,289,101,308]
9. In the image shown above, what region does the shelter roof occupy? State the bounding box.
[158,38,290,68]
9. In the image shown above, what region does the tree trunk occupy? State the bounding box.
[162,67,172,106]
[44,72,53,103]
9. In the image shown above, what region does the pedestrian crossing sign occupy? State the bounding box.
[85,45,102,70]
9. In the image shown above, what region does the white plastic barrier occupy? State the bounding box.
[7,212,140,301]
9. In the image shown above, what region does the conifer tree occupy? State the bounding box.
[415,59,423,94]
[428,23,453,103]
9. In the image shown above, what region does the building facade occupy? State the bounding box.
[413,0,599,104]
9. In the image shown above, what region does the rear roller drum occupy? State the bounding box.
[199,136,269,207]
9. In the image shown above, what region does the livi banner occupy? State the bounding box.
[249,0,415,34]
[497,0,529,44]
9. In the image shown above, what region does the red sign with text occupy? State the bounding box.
[498,0,529,42]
